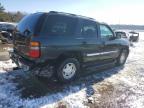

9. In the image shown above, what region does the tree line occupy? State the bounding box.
[0,2,144,31]
[0,3,25,22]
[111,24,144,31]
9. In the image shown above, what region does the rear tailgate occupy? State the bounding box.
[13,13,45,57]
[13,32,30,55]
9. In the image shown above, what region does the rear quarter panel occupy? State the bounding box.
[32,36,84,62]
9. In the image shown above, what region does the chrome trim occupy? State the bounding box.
[87,50,118,57]
[30,47,39,50]
[75,37,84,39]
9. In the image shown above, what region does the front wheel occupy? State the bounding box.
[56,58,80,83]
[116,49,128,66]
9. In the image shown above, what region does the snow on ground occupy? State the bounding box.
[0,32,144,108]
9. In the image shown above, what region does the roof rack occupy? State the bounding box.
[49,11,95,21]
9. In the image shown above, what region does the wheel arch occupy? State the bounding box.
[122,46,129,54]
[56,51,84,64]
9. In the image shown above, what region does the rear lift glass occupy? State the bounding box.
[17,13,43,35]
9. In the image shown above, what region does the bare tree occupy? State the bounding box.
[0,3,5,12]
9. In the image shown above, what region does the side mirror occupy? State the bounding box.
[108,34,116,40]
[109,36,116,40]
[115,34,121,39]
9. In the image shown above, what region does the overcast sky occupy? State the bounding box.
[1,0,144,25]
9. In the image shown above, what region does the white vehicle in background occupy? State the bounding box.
[0,22,17,43]
[115,31,129,39]
[115,30,139,42]
[0,22,16,32]
[129,31,139,42]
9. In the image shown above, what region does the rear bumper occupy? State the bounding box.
[9,51,54,78]
[10,51,34,67]
[9,51,34,71]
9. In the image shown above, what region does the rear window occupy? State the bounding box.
[17,13,43,34]
[41,15,78,36]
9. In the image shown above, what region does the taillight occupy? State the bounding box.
[28,41,40,58]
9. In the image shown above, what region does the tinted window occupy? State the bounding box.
[41,15,78,36]
[80,20,97,37]
[17,13,42,34]
[100,25,113,39]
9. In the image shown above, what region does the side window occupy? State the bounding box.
[100,25,113,39]
[51,22,67,34]
[81,20,97,37]
[41,15,78,36]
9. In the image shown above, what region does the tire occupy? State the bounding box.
[56,58,80,83]
[116,49,128,66]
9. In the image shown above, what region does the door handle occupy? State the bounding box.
[102,41,106,45]
[102,41,106,46]
[76,37,84,40]
[82,41,87,45]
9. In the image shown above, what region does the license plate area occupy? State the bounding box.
[10,52,29,71]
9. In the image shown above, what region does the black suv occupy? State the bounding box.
[10,11,129,82]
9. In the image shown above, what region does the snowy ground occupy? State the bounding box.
[0,33,144,108]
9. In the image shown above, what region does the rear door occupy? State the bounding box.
[99,24,119,60]
[38,14,79,59]
[78,20,104,62]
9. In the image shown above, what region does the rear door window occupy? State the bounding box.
[80,20,98,38]
[41,15,78,36]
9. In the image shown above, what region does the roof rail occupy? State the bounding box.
[49,11,76,16]
[49,11,95,21]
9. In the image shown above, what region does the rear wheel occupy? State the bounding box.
[116,49,128,66]
[56,58,80,83]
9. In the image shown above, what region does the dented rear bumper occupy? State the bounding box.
[9,51,54,78]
